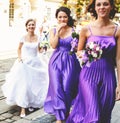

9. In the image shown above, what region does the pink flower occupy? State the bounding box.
[80,41,102,67]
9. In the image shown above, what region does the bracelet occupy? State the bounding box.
[18,58,23,62]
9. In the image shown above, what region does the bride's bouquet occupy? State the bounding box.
[80,41,103,67]
[39,41,50,53]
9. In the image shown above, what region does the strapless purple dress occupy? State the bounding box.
[44,30,81,120]
[66,26,117,123]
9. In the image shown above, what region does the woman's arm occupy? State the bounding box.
[76,26,88,57]
[38,36,44,53]
[17,42,23,61]
[50,23,67,49]
[49,28,59,49]
[116,26,120,101]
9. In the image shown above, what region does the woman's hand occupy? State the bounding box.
[18,58,23,63]
[77,50,84,58]
[116,85,120,101]
[56,23,67,33]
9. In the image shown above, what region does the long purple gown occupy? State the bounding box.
[44,28,81,120]
[66,25,117,123]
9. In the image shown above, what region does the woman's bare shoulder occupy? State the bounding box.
[80,24,90,37]
[116,25,120,37]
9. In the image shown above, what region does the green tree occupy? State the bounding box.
[115,0,120,12]
[75,0,89,18]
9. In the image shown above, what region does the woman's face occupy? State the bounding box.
[95,0,112,18]
[26,21,36,32]
[57,11,68,24]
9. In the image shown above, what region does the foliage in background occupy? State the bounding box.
[75,0,89,18]
[115,0,120,13]
[60,0,71,8]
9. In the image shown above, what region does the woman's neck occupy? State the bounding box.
[25,32,37,42]
[95,18,111,27]
[27,32,35,37]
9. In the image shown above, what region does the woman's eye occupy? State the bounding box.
[103,2,109,6]
[96,2,109,7]
[58,16,61,18]
[96,3,101,7]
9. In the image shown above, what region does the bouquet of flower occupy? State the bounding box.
[39,41,50,53]
[80,41,103,67]
[69,32,79,55]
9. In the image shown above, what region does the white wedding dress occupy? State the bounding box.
[1,37,49,108]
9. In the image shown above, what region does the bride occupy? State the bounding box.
[1,18,49,117]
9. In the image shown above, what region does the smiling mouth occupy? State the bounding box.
[99,10,105,13]
[99,11,106,14]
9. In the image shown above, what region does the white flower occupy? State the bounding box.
[100,49,103,54]
[92,52,98,58]
[89,42,94,49]
[96,46,100,51]
[80,41,103,67]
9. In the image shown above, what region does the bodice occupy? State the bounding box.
[57,36,73,51]
[53,28,74,52]
[86,35,116,66]
[87,35,116,57]
[87,25,117,61]
[21,42,39,58]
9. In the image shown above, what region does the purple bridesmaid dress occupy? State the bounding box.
[44,28,81,120]
[66,26,118,123]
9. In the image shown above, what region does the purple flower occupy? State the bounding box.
[69,32,79,55]
[69,38,78,55]
[71,38,78,50]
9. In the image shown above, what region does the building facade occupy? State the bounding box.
[0,0,62,52]
[0,0,62,27]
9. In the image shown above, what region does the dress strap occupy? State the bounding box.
[72,27,75,32]
[113,24,118,36]
[53,28,56,34]
[88,25,93,35]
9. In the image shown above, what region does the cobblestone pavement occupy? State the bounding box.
[0,51,120,123]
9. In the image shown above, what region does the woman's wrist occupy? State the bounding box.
[55,31,59,37]
[18,57,22,62]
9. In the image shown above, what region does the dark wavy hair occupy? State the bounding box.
[55,6,74,27]
[87,0,117,19]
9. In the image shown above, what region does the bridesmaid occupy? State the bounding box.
[67,0,120,123]
[44,6,81,123]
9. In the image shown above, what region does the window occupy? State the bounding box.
[9,2,14,26]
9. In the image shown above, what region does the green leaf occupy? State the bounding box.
[72,32,79,39]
